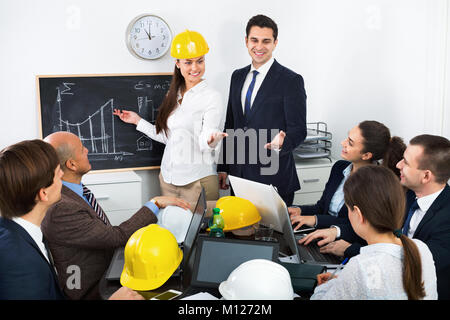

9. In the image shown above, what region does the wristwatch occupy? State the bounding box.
[330,225,341,239]
[150,198,160,209]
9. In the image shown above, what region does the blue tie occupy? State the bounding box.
[402,200,419,235]
[244,70,259,119]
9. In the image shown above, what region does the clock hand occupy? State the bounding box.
[143,28,151,40]
[148,24,152,40]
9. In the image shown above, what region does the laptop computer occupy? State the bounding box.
[228,175,285,232]
[228,175,343,268]
[104,188,207,281]
[178,235,280,299]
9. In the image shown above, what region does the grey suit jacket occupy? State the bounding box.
[41,185,157,300]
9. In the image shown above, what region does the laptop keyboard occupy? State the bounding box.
[296,238,342,264]
[309,241,340,263]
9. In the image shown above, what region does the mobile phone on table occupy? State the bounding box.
[150,289,182,300]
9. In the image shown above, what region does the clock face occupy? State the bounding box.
[126,14,172,60]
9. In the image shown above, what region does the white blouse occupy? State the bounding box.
[310,239,438,300]
[136,80,225,186]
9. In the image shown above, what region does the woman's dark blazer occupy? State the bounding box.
[298,160,351,228]
[297,160,367,258]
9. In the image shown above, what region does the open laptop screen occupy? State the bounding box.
[191,236,279,288]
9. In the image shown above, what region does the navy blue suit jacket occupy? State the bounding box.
[218,60,307,200]
[300,160,367,256]
[299,160,352,228]
[0,217,65,300]
[405,185,450,300]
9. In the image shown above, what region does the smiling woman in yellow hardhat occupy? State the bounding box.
[114,30,227,203]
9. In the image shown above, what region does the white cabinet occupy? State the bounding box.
[81,171,142,226]
[293,158,336,205]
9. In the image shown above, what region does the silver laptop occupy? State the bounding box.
[228,175,342,268]
[104,188,207,280]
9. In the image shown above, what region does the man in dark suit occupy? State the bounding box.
[396,134,450,300]
[0,139,150,300]
[42,131,190,300]
[218,14,307,206]
[0,140,66,299]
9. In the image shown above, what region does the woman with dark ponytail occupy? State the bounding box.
[292,120,406,256]
[311,165,437,300]
[114,30,227,203]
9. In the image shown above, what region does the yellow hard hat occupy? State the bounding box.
[170,29,209,59]
[215,196,261,231]
[120,224,182,291]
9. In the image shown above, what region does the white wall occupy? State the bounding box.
[444,1,450,139]
[1,0,449,201]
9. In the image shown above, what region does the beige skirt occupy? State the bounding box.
[158,172,220,204]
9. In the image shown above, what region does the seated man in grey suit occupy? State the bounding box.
[42,131,190,300]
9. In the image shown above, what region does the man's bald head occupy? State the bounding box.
[44,132,78,170]
[44,132,90,176]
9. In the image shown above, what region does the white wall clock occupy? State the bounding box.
[126,14,172,60]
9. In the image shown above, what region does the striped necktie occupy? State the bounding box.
[244,70,259,119]
[82,184,108,225]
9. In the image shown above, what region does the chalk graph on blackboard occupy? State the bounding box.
[55,83,156,161]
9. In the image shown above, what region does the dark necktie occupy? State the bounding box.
[402,200,419,235]
[42,236,57,275]
[244,70,259,119]
[82,184,108,225]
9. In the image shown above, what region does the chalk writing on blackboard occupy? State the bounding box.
[37,74,172,171]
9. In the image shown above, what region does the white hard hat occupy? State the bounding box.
[156,206,193,243]
[219,259,294,300]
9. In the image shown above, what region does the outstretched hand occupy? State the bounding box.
[113,109,142,125]
[264,130,286,150]
[207,131,228,148]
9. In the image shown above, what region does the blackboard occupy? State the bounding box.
[37,73,172,172]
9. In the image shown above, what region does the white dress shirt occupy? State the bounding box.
[328,163,352,217]
[12,217,50,263]
[136,80,225,186]
[311,239,438,300]
[406,187,444,238]
[241,57,275,113]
